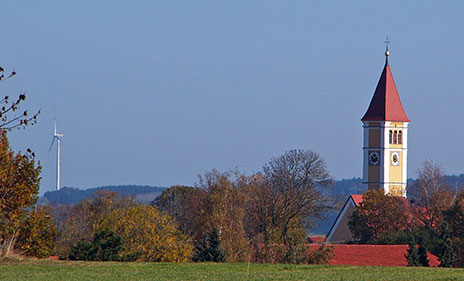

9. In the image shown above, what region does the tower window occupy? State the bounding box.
[398,130,402,144]
[389,130,393,144]
[393,130,398,144]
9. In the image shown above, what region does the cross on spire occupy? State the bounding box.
[384,36,390,65]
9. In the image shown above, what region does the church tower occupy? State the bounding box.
[361,46,410,197]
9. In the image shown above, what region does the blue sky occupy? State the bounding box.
[1,1,463,194]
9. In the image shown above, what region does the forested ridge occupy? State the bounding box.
[41,185,167,205]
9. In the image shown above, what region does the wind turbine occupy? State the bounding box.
[48,120,63,191]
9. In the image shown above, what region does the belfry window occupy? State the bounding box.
[388,129,403,145]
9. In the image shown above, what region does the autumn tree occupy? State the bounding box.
[0,66,54,258]
[0,130,43,255]
[348,189,415,244]
[96,205,193,262]
[16,206,58,258]
[196,170,249,262]
[409,161,455,229]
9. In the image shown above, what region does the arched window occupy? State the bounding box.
[398,130,402,144]
[389,130,393,144]
[393,130,398,144]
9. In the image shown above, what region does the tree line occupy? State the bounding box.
[54,149,336,263]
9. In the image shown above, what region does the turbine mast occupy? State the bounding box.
[56,136,60,191]
[52,120,63,191]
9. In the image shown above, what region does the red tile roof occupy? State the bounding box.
[308,236,326,244]
[361,64,410,122]
[351,194,363,206]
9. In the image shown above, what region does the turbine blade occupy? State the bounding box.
[48,137,55,155]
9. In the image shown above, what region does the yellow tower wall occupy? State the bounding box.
[388,151,403,183]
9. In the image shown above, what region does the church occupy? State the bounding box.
[326,45,410,243]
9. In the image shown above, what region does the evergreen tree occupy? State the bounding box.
[418,244,430,267]
[69,241,96,261]
[415,226,442,258]
[438,222,455,267]
[92,228,124,261]
[69,228,125,261]
[405,240,420,267]
[193,228,226,262]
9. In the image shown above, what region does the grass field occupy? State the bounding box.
[1,260,464,281]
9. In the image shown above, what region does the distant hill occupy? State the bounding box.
[40,179,367,207]
[408,174,464,190]
[330,177,365,196]
[41,185,167,205]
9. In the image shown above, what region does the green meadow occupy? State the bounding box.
[1,260,464,281]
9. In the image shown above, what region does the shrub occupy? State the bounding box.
[97,205,193,262]
[308,245,335,265]
[255,244,334,265]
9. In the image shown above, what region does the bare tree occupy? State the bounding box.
[153,185,205,241]
[261,149,334,244]
[243,173,274,244]
[0,67,40,130]
[408,161,455,229]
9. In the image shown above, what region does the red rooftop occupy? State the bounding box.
[361,62,410,122]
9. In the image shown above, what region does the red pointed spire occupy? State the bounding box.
[361,62,410,122]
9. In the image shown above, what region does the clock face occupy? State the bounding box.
[368,151,380,166]
[391,152,400,166]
